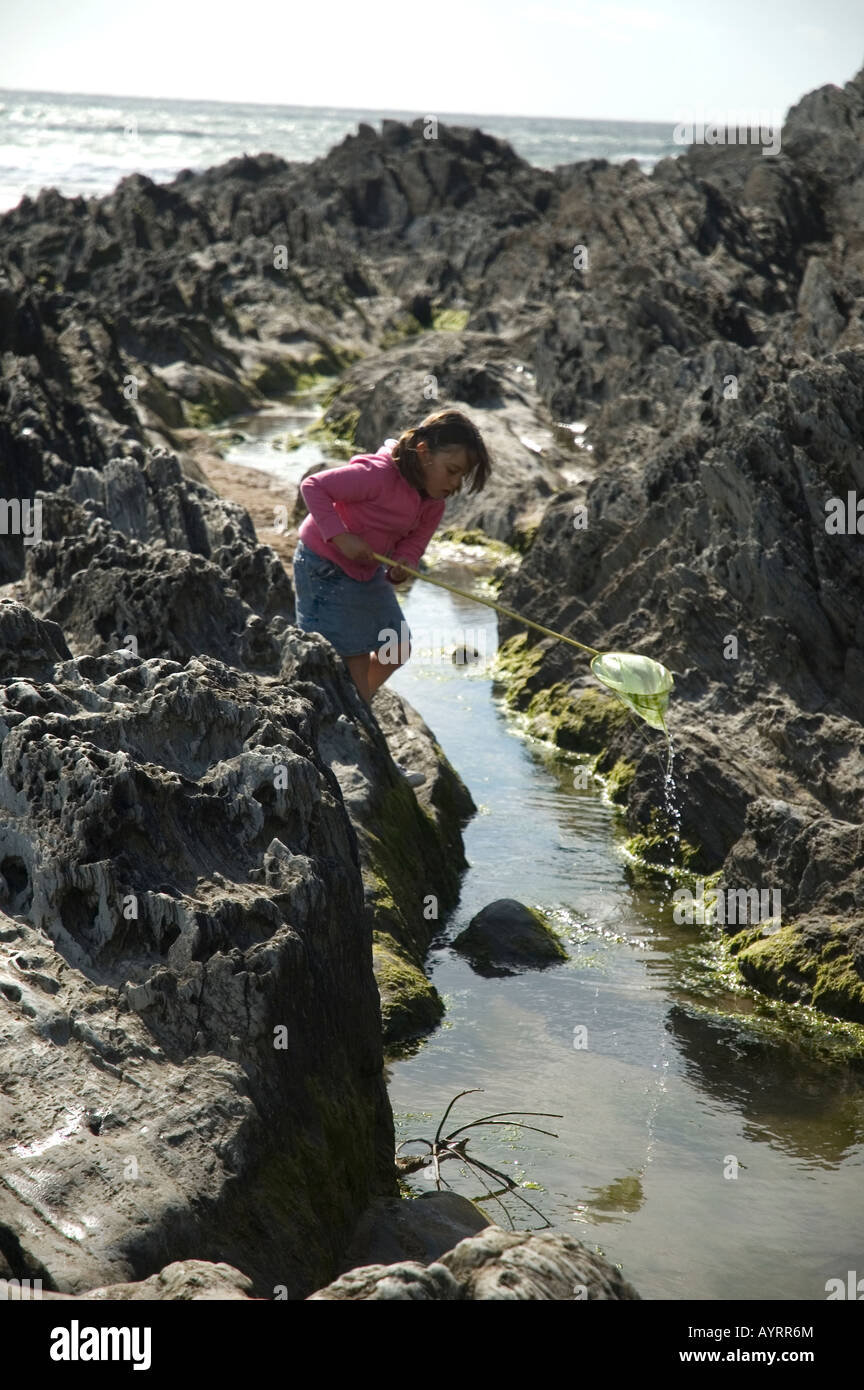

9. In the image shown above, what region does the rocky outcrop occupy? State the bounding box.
[280,635,475,1047]
[307,1227,641,1299]
[3,59,864,1304]
[0,593,473,1295]
[0,599,402,1297]
[485,69,864,1023]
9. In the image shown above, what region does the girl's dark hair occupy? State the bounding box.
[390,409,491,497]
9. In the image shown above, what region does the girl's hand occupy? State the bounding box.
[387,565,409,584]
[332,533,375,563]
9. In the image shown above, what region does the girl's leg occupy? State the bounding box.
[366,644,409,698]
[344,645,410,704]
[345,652,372,701]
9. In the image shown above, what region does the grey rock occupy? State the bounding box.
[0,599,463,1296]
[6,1259,254,1301]
[338,1191,491,1271]
[453,898,568,975]
[308,1227,641,1299]
[438,1227,641,1300]
[307,1260,460,1300]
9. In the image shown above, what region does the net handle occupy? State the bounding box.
[369,551,601,658]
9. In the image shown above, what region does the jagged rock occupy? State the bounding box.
[308,1227,641,1299]
[307,1260,459,1300]
[453,898,568,975]
[280,631,472,1045]
[438,1228,641,1299]
[0,601,405,1296]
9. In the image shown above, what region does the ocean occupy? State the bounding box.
[0,87,683,213]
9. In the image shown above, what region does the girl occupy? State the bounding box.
[292,409,491,773]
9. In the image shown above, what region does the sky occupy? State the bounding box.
[1,0,862,123]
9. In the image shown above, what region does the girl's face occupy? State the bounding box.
[417,442,470,500]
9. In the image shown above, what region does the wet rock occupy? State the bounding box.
[338,1191,491,1270]
[452,898,568,976]
[308,1227,641,1299]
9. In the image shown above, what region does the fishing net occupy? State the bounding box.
[590,652,674,733]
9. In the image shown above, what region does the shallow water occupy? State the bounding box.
[219,405,325,481]
[386,557,864,1301]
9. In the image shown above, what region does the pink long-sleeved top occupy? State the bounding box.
[297,441,446,582]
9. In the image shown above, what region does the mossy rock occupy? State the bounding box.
[307,408,361,460]
[736,922,864,1024]
[512,524,539,555]
[431,308,470,331]
[494,632,550,707]
[452,898,567,977]
[242,357,303,397]
[439,527,513,556]
[380,314,425,350]
[373,932,445,1046]
[524,682,630,752]
[177,373,255,427]
[604,757,637,805]
[624,829,702,875]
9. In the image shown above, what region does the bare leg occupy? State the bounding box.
[366,643,410,698]
[344,646,410,704]
[344,652,372,702]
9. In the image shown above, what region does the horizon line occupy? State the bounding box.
[0,83,696,128]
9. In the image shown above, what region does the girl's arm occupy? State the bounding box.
[299,460,383,542]
[386,498,447,579]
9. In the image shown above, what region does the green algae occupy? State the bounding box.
[307,408,361,459]
[380,313,425,350]
[359,779,458,1050]
[734,921,864,1026]
[215,1069,395,1298]
[623,810,703,876]
[372,931,445,1045]
[431,307,470,331]
[494,632,551,706]
[524,682,630,752]
[601,757,637,805]
[671,921,864,1063]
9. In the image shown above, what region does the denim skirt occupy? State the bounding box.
[291,538,411,658]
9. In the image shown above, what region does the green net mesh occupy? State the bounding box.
[590,652,675,733]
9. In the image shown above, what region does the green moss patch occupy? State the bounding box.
[307,408,361,459]
[494,632,550,707]
[431,307,470,331]
[524,682,630,752]
[603,757,637,805]
[736,921,864,1025]
[380,313,425,350]
[373,932,445,1047]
